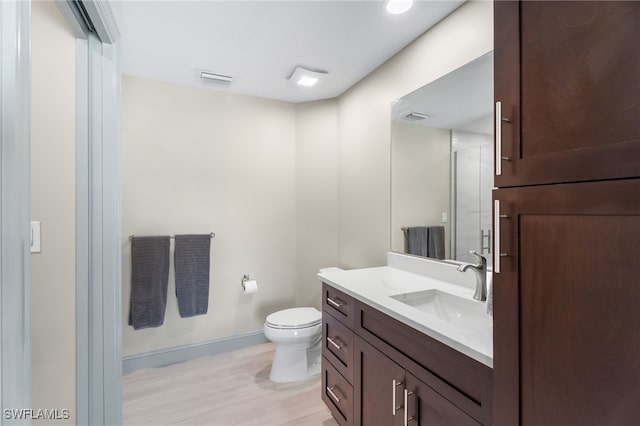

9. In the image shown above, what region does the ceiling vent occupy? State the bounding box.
[199,71,233,87]
[404,112,430,121]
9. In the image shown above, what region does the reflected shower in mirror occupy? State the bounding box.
[391,52,494,267]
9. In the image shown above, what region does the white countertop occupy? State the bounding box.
[317,253,493,368]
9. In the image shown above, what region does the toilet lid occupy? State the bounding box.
[266,307,321,329]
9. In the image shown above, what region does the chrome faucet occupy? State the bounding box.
[457,251,487,301]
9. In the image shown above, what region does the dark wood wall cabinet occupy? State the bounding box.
[320,283,493,426]
[494,2,640,425]
[494,1,640,187]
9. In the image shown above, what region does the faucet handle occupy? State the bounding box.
[469,250,487,266]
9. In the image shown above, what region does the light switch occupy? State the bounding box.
[441,212,448,223]
[30,221,41,253]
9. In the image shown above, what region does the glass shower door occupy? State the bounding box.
[452,139,493,267]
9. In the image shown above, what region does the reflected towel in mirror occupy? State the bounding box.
[406,226,445,260]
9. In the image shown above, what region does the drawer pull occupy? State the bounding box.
[327,386,345,403]
[404,389,416,426]
[392,379,403,416]
[327,336,344,350]
[326,297,344,309]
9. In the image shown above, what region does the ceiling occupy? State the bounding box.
[111,1,465,103]
[392,51,494,135]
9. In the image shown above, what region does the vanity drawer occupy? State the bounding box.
[322,283,354,328]
[322,311,354,383]
[321,356,354,426]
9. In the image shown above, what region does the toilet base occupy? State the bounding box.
[269,339,321,383]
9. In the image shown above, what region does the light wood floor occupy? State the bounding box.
[123,342,339,426]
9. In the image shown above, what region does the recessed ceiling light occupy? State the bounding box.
[288,66,328,88]
[385,0,414,15]
[199,70,233,87]
[297,76,319,87]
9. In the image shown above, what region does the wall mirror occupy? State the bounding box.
[390,52,494,266]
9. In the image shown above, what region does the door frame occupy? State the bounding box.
[5,1,126,423]
[56,1,122,424]
[0,0,32,418]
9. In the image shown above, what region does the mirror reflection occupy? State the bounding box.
[391,52,494,266]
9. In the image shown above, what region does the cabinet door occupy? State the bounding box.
[494,1,640,187]
[354,336,405,426]
[493,180,640,426]
[405,373,481,426]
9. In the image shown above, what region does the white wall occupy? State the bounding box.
[390,122,451,256]
[122,76,298,355]
[30,0,76,422]
[337,0,493,269]
[295,100,339,308]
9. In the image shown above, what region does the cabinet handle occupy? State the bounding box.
[494,199,501,273]
[480,229,491,254]
[326,336,344,350]
[404,389,416,426]
[392,379,403,416]
[495,101,511,176]
[494,200,510,273]
[327,386,345,403]
[326,297,344,309]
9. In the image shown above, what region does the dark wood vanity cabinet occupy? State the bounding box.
[321,283,493,426]
[494,1,640,187]
[493,3,640,425]
[354,337,482,426]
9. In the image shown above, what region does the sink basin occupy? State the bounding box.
[390,289,490,330]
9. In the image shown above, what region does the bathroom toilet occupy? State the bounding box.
[263,307,322,383]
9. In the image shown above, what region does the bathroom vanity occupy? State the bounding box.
[318,253,493,426]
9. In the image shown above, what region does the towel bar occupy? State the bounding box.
[128,232,215,241]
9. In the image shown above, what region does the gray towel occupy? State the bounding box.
[427,226,445,260]
[128,236,170,330]
[174,234,211,318]
[406,226,445,260]
[406,226,429,257]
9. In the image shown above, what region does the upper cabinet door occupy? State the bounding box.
[494,1,640,187]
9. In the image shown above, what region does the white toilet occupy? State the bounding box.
[263,307,322,383]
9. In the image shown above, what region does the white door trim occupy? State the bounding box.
[82,35,122,426]
[57,2,122,424]
[0,0,32,420]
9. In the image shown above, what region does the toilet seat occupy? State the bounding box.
[265,307,321,330]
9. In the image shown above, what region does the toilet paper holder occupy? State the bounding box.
[241,274,251,291]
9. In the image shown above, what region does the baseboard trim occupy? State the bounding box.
[123,330,268,374]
